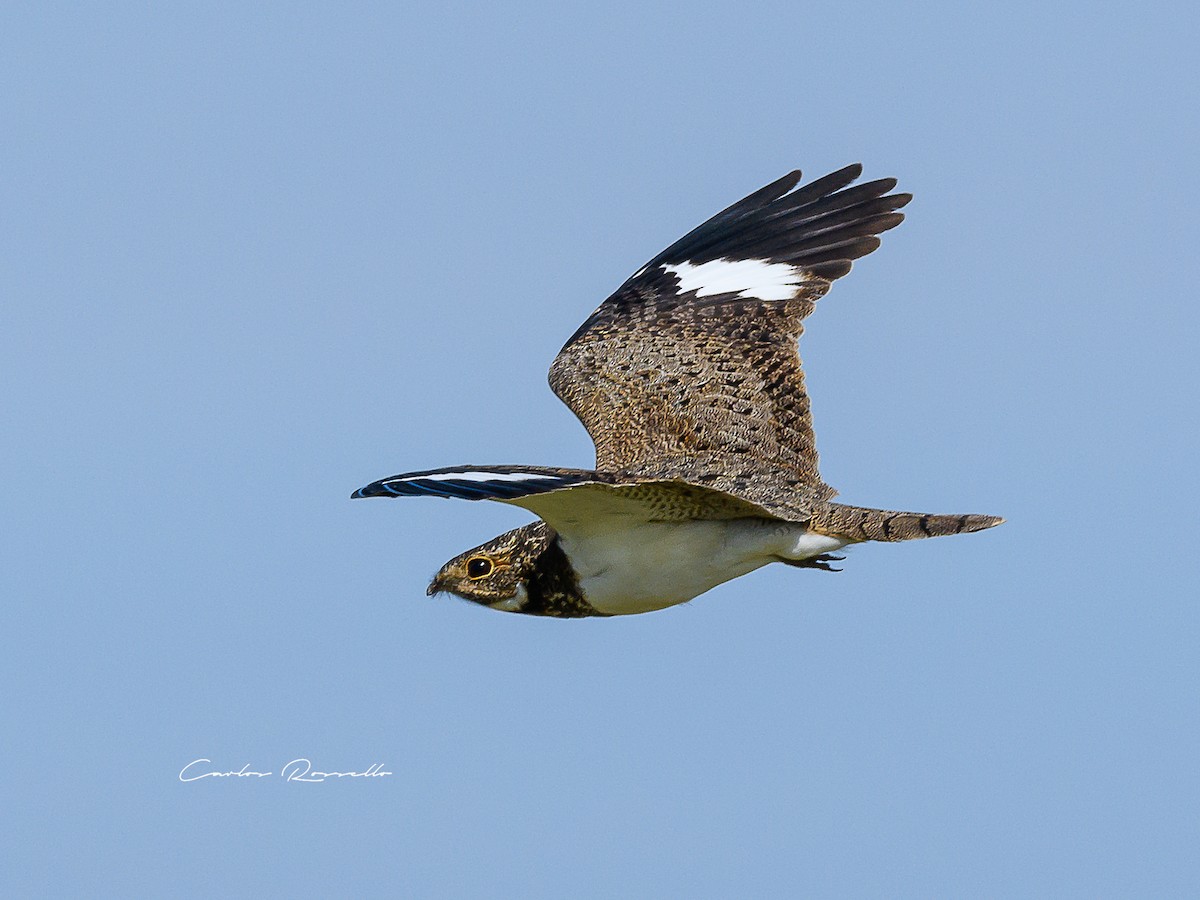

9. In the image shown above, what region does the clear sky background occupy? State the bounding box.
[4,2,1198,897]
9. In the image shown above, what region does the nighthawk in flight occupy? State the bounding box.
[353,164,1002,617]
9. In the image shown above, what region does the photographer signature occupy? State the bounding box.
[179,758,392,782]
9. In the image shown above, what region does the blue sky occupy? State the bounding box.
[4,2,1198,896]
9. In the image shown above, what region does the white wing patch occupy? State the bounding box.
[663,258,808,301]
[352,467,592,501]
[414,471,557,484]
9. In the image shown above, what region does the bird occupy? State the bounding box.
[353,163,1003,618]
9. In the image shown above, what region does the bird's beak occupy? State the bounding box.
[426,577,445,597]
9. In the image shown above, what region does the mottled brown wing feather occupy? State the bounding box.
[550,164,910,513]
[551,288,829,488]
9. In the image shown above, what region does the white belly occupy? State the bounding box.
[557,518,849,616]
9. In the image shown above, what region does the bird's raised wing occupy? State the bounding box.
[550,164,909,502]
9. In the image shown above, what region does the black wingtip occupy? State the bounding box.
[348,465,605,504]
[351,482,388,499]
[636,163,908,278]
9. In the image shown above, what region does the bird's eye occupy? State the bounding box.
[466,557,493,579]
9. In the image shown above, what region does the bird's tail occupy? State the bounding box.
[808,502,1004,542]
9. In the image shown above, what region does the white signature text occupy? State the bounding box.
[179,758,393,783]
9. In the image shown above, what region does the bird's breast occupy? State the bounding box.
[557,518,816,616]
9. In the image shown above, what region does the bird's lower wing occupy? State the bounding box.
[352,465,601,502]
[351,464,782,528]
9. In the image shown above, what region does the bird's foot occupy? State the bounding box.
[781,553,845,572]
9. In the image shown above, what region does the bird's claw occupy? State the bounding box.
[800,553,845,572]
[806,554,844,573]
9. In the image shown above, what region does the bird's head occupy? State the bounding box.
[426,522,554,611]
